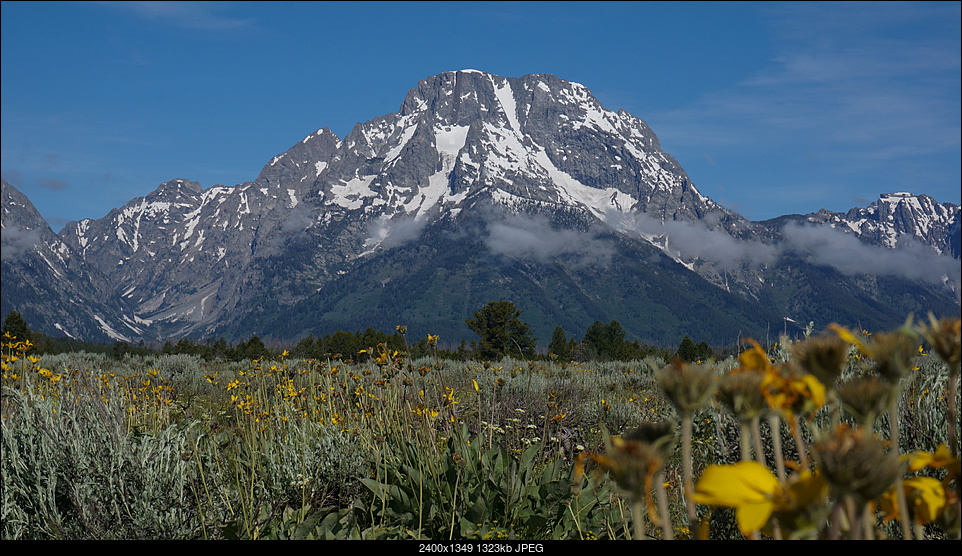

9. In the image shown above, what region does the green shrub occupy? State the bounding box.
[2,379,200,539]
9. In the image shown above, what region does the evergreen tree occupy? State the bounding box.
[237,335,269,360]
[694,340,714,362]
[582,320,629,361]
[2,311,33,343]
[548,326,572,360]
[676,335,697,362]
[174,337,197,355]
[465,301,537,360]
[112,341,129,359]
[293,334,316,359]
[206,337,232,360]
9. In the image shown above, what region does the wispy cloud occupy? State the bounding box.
[364,213,430,251]
[100,1,256,31]
[280,203,314,233]
[610,211,780,269]
[647,2,960,216]
[658,3,960,152]
[357,201,957,290]
[38,178,68,191]
[0,226,43,261]
[1,170,23,187]
[780,221,961,287]
[609,209,959,287]
[484,213,614,266]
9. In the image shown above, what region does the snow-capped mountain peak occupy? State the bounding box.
[3,71,958,346]
[311,70,725,235]
[805,192,960,256]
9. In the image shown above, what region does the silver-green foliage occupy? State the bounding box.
[190,413,370,540]
[256,418,368,512]
[2,380,200,540]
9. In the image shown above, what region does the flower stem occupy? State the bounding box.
[654,469,673,540]
[631,497,647,540]
[889,403,913,539]
[750,416,765,466]
[681,413,697,529]
[739,421,752,462]
[768,414,785,482]
[792,417,810,470]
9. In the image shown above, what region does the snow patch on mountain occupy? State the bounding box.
[329,175,377,210]
[94,314,132,343]
[532,149,636,218]
[492,75,521,132]
[806,192,959,256]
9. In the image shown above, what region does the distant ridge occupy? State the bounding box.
[3,71,958,346]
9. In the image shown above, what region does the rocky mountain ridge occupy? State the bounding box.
[2,70,959,346]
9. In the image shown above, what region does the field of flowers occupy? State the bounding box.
[1,316,959,540]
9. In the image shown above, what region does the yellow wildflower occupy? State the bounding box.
[880,476,947,526]
[904,444,960,474]
[739,338,773,373]
[761,361,826,422]
[692,461,780,537]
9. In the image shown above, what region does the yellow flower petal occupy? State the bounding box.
[784,470,828,509]
[736,501,776,537]
[801,374,826,408]
[906,477,946,524]
[904,443,958,472]
[881,476,947,525]
[693,461,779,537]
[829,323,867,353]
[739,339,772,372]
[693,461,779,506]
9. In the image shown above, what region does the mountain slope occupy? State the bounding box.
[2,180,135,341]
[2,70,958,347]
[224,209,785,346]
[794,192,960,256]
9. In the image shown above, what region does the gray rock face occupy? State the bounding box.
[801,192,960,256]
[2,71,959,345]
[2,180,134,340]
[308,71,730,222]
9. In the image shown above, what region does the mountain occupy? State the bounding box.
[1,182,134,340]
[792,192,960,257]
[2,70,959,348]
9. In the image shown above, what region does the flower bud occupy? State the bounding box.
[789,334,849,389]
[813,424,900,504]
[656,359,718,415]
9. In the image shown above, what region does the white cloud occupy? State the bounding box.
[611,211,779,269]
[280,203,313,233]
[609,210,959,288]
[1,226,43,261]
[484,213,614,265]
[364,214,429,251]
[780,222,961,287]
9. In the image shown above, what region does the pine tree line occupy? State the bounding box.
[2,303,720,364]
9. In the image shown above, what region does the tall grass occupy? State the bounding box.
[1,317,959,540]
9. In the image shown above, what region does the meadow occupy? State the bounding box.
[1,316,959,540]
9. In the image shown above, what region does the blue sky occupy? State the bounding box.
[2,1,959,232]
